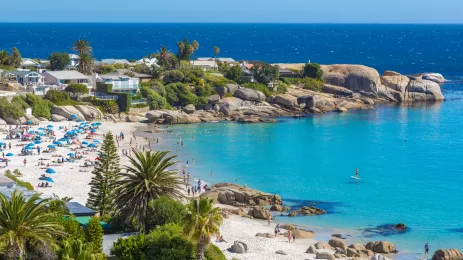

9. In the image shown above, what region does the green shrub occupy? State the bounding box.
[111,223,195,260]
[82,97,119,114]
[302,62,323,80]
[194,84,216,97]
[145,197,187,232]
[5,170,34,190]
[165,83,197,106]
[65,83,89,100]
[24,94,53,119]
[131,103,149,109]
[44,90,72,105]
[281,77,302,85]
[203,73,232,87]
[242,82,272,97]
[225,65,243,82]
[163,70,184,84]
[0,98,25,119]
[151,81,167,97]
[140,86,168,110]
[11,95,30,109]
[86,217,104,254]
[302,77,324,92]
[205,244,226,260]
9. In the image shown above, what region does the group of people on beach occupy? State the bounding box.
[273,223,296,243]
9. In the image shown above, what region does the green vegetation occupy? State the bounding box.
[73,39,94,75]
[302,77,324,92]
[177,38,199,61]
[145,197,187,231]
[302,62,323,80]
[86,217,104,254]
[242,82,273,97]
[82,97,119,114]
[140,86,168,110]
[225,65,243,82]
[44,90,73,105]
[24,94,54,118]
[163,70,185,84]
[165,83,199,107]
[0,97,25,119]
[65,83,89,100]
[87,131,120,216]
[9,47,22,68]
[114,150,183,231]
[250,62,280,84]
[205,244,226,260]
[49,52,70,70]
[4,170,34,190]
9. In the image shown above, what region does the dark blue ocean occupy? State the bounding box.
[1,23,463,76]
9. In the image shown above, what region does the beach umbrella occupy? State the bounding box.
[95,122,102,126]
[47,125,53,128]
[47,145,56,149]
[91,122,98,126]
[6,153,13,156]
[53,141,62,145]
[68,152,75,156]
[28,130,35,133]
[38,127,45,130]
[93,140,100,143]
[0,142,5,146]
[66,131,75,135]
[45,168,56,174]
[26,143,35,147]
[44,177,54,183]
[37,132,45,136]
[88,143,96,148]
[58,138,68,142]
[34,140,42,144]
[23,133,31,137]
[71,114,77,119]
[82,141,89,145]
[26,120,33,125]
[90,129,97,133]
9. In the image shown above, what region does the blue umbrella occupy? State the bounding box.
[38,127,45,130]
[34,140,41,144]
[47,145,56,149]
[93,140,100,143]
[95,122,102,126]
[66,131,75,135]
[0,142,5,146]
[58,138,68,142]
[27,143,35,147]
[53,141,62,145]
[91,122,97,126]
[37,132,45,136]
[88,143,96,148]
[44,177,54,183]
[6,153,13,156]
[26,120,33,125]
[71,114,77,119]
[68,153,75,156]
[82,141,89,145]
[47,125,53,128]
[90,129,97,133]
[28,130,35,133]
[45,168,56,174]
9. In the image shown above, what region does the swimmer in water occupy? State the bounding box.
[355,168,359,178]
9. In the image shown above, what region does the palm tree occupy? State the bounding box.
[72,39,92,55]
[191,40,199,67]
[213,46,220,70]
[76,52,94,75]
[60,238,106,260]
[157,46,174,69]
[114,150,183,231]
[183,198,223,260]
[0,190,66,259]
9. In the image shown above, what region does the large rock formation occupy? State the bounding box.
[200,183,282,207]
[51,114,67,122]
[288,206,326,216]
[4,117,27,125]
[183,104,196,114]
[229,241,248,254]
[432,249,463,260]
[218,97,244,116]
[321,64,381,95]
[234,88,266,102]
[145,110,201,124]
[125,115,147,122]
[365,241,397,254]
[51,106,85,121]
[24,114,40,125]
[422,73,446,84]
[75,105,103,121]
[329,239,347,250]
[274,94,298,108]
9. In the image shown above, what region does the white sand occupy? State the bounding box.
[0,121,147,204]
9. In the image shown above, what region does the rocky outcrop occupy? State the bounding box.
[321,64,381,95]
[316,252,335,260]
[270,204,289,212]
[288,206,326,217]
[329,239,347,249]
[218,97,244,116]
[229,241,248,254]
[314,241,332,250]
[234,88,266,102]
[307,245,317,254]
[247,207,271,220]
[208,94,220,104]
[183,104,195,114]
[75,105,103,121]
[0,119,6,125]
[4,117,27,125]
[322,84,354,97]
[200,183,282,207]
[274,94,298,108]
[226,83,239,94]
[51,114,67,122]
[432,249,463,260]
[214,86,228,97]
[422,73,446,84]
[365,241,397,254]
[371,254,391,260]
[145,110,201,124]
[51,106,85,121]
[125,115,147,122]
[24,114,40,125]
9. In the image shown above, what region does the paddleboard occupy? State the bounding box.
[351,176,361,180]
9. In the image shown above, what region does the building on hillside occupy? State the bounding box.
[279,68,298,78]
[65,54,80,70]
[97,74,140,96]
[197,57,235,63]
[66,202,97,217]
[111,69,153,83]
[137,57,159,67]
[26,84,62,96]
[43,71,91,90]
[191,60,217,70]
[96,59,131,65]
[20,58,46,73]
[5,70,45,86]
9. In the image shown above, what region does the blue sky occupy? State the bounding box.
[3,0,463,23]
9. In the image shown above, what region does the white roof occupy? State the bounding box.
[191,60,217,67]
[197,57,235,62]
[44,71,89,80]
[69,54,79,59]
[21,58,40,66]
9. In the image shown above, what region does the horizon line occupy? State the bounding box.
[1,22,463,25]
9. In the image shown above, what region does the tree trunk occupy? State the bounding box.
[196,237,207,260]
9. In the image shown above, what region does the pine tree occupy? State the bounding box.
[9,47,22,68]
[86,217,104,254]
[86,131,120,216]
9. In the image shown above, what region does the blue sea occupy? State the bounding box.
[3,23,463,255]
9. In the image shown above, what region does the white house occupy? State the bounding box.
[43,71,91,90]
[197,57,235,63]
[98,74,140,96]
[191,60,217,70]
[65,54,79,70]
[20,58,46,73]
[137,57,159,67]
[6,70,45,86]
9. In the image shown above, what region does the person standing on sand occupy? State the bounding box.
[267,215,272,225]
[292,228,296,242]
[287,229,292,243]
[425,243,429,255]
[23,158,27,166]
[274,227,278,238]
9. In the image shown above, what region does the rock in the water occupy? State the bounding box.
[274,94,298,108]
[422,73,446,83]
[51,114,68,122]
[183,104,196,114]
[432,249,463,260]
[218,97,244,116]
[382,70,401,77]
[321,64,382,95]
[336,107,347,112]
[316,252,335,260]
[407,79,444,101]
[306,245,318,254]
[51,106,85,120]
[329,239,347,250]
[289,206,326,216]
[366,241,397,254]
[314,241,332,250]
[125,115,147,122]
[275,250,287,255]
[75,105,103,121]
[234,88,266,101]
[270,204,289,212]
[229,241,248,254]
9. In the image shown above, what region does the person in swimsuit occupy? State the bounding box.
[355,168,359,178]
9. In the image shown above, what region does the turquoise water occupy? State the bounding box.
[146,83,463,255]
